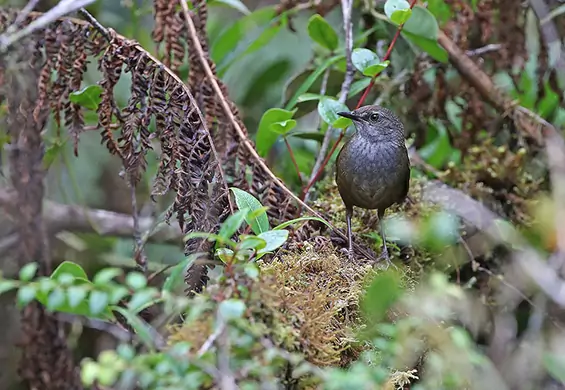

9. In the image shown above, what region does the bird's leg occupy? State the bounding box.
[377,210,397,269]
[346,206,353,260]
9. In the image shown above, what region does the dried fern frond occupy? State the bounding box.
[0,8,232,294]
[178,0,299,226]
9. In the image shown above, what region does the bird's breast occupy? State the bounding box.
[336,137,409,210]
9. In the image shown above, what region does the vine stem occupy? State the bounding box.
[300,0,418,199]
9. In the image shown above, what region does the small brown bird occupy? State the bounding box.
[335,105,410,264]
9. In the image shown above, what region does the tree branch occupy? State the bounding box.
[436,30,557,144]
[0,188,183,247]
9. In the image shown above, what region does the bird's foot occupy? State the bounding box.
[375,248,398,270]
[340,247,354,260]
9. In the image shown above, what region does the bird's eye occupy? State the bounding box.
[369,113,379,121]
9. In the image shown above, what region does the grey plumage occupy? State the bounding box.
[335,105,410,264]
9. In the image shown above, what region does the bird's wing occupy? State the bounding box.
[400,165,410,200]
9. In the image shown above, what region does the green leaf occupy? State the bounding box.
[43,139,66,169]
[273,216,332,230]
[297,93,323,102]
[544,354,565,384]
[403,32,448,63]
[211,7,275,65]
[219,209,249,241]
[163,255,196,293]
[244,263,260,280]
[218,299,247,321]
[244,24,281,57]
[391,9,412,24]
[216,248,235,263]
[69,85,103,111]
[0,280,19,295]
[17,285,37,307]
[109,286,129,304]
[270,119,297,135]
[47,288,66,311]
[184,232,228,244]
[384,0,412,24]
[284,54,344,111]
[93,268,124,285]
[420,211,460,251]
[257,229,289,256]
[230,188,270,234]
[402,6,448,63]
[125,272,147,290]
[318,97,352,128]
[113,307,156,350]
[351,48,390,77]
[210,0,250,15]
[289,131,325,142]
[243,263,259,280]
[219,22,282,76]
[37,277,56,294]
[56,273,76,286]
[128,289,158,313]
[403,5,438,39]
[361,271,403,324]
[256,108,296,157]
[238,235,267,251]
[50,261,89,282]
[348,78,372,98]
[419,119,453,168]
[19,263,38,281]
[307,14,339,51]
[67,285,88,308]
[89,291,109,316]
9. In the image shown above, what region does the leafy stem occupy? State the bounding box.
[300,0,418,200]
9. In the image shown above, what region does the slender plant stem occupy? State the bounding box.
[301,0,355,201]
[301,0,418,198]
[284,137,303,186]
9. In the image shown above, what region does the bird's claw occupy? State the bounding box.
[340,247,354,260]
[375,248,398,270]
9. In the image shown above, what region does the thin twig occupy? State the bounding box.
[130,183,148,273]
[56,313,133,342]
[465,43,502,57]
[197,322,226,358]
[0,0,96,52]
[78,8,111,41]
[301,0,355,201]
[217,324,236,390]
[2,0,40,37]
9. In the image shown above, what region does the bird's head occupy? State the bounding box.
[338,105,405,143]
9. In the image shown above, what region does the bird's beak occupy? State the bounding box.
[337,111,360,121]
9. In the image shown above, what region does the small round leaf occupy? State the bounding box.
[317,97,351,128]
[384,0,411,24]
[19,263,38,281]
[218,299,247,321]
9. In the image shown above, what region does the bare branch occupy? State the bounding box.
[0,188,183,247]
